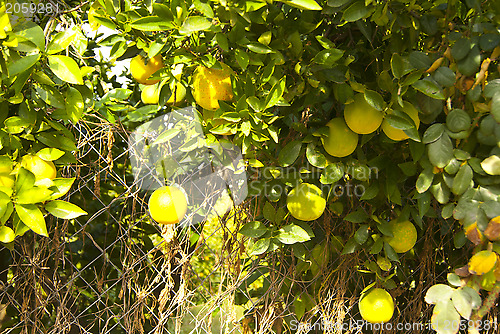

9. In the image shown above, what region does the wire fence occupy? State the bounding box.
[0,113,497,334]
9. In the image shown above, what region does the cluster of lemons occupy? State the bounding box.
[322,94,421,158]
[0,155,57,189]
[130,55,233,110]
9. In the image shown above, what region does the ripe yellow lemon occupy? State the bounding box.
[141,82,187,105]
[381,102,420,141]
[141,85,160,104]
[21,155,57,181]
[130,55,164,85]
[321,118,358,158]
[286,183,326,221]
[387,220,417,253]
[192,63,234,110]
[359,288,394,323]
[344,94,383,134]
[165,81,187,104]
[148,186,188,225]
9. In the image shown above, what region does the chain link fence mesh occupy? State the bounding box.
[0,114,498,334]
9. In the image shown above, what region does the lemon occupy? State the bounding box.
[344,94,383,134]
[141,85,159,104]
[148,186,188,225]
[321,118,358,158]
[21,155,57,181]
[387,220,417,253]
[359,288,394,323]
[165,82,187,104]
[192,63,234,110]
[130,55,164,85]
[381,102,420,141]
[286,183,326,221]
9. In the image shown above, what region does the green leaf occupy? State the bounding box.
[342,1,373,22]
[37,148,65,161]
[306,143,328,168]
[0,226,15,243]
[278,140,302,167]
[250,238,270,255]
[153,128,181,145]
[431,299,461,334]
[130,16,174,31]
[0,192,11,222]
[344,209,368,223]
[320,163,344,184]
[48,55,83,85]
[391,54,405,79]
[490,92,500,123]
[239,221,268,238]
[15,204,48,237]
[341,237,359,254]
[35,85,65,109]
[4,116,30,134]
[452,163,473,195]
[48,178,75,200]
[451,288,472,320]
[430,181,450,204]
[277,224,311,244]
[13,21,45,50]
[481,155,500,175]
[265,76,286,109]
[364,89,385,111]
[235,49,249,70]
[247,43,274,54]
[46,29,77,54]
[313,49,344,66]
[412,80,445,100]
[7,54,39,78]
[423,123,445,144]
[45,200,87,219]
[354,224,370,244]
[16,186,53,204]
[281,0,322,10]
[66,86,85,123]
[263,201,276,222]
[246,96,264,112]
[416,168,434,193]
[179,16,212,34]
[428,134,454,168]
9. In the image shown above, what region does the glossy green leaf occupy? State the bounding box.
[239,221,268,238]
[48,55,83,85]
[7,54,39,78]
[416,168,434,193]
[306,143,328,168]
[278,140,302,167]
[452,163,473,195]
[250,238,270,255]
[412,80,445,100]
[16,186,53,204]
[179,16,212,34]
[428,134,454,168]
[0,226,15,243]
[281,0,322,10]
[277,224,311,244]
[65,87,85,123]
[45,200,88,219]
[15,204,47,237]
[481,155,500,175]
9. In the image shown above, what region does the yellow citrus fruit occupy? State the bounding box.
[344,94,383,134]
[21,155,57,181]
[130,55,164,85]
[321,118,358,158]
[359,288,394,323]
[165,81,187,104]
[381,102,420,141]
[148,186,188,225]
[192,63,234,110]
[141,84,160,104]
[286,183,326,221]
[387,220,417,253]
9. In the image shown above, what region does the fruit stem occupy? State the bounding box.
[469,283,500,334]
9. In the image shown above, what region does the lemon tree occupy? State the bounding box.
[1,0,500,332]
